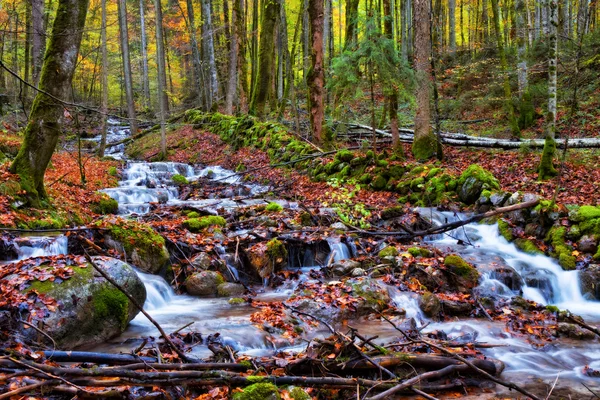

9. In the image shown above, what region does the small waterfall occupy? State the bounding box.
[326,237,351,263]
[134,270,176,310]
[13,235,68,260]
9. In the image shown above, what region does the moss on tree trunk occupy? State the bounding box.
[10,0,89,207]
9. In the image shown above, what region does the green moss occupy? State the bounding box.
[335,149,354,162]
[514,239,543,255]
[0,180,22,196]
[545,305,560,313]
[27,265,93,296]
[172,174,188,184]
[94,285,130,330]
[457,164,500,190]
[378,246,399,258]
[233,382,280,400]
[546,226,576,270]
[239,360,253,369]
[497,219,514,241]
[389,165,405,179]
[99,218,168,265]
[538,137,558,180]
[28,217,65,230]
[107,166,118,176]
[266,238,287,262]
[572,205,600,222]
[365,150,375,160]
[444,254,479,280]
[408,247,432,257]
[299,212,312,226]
[289,387,311,400]
[228,297,246,305]
[412,132,440,160]
[352,282,388,309]
[183,215,227,232]
[410,177,425,191]
[186,211,200,218]
[426,167,442,179]
[93,195,119,215]
[371,175,388,190]
[376,159,389,168]
[265,202,283,212]
[380,206,404,220]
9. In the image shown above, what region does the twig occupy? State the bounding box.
[0,379,60,400]
[412,387,440,400]
[17,319,57,356]
[545,372,560,400]
[7,357,91,395]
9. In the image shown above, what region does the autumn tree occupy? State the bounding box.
[10,0,89,206]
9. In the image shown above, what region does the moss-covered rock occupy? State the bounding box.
[100,218,170,274]
[514,238,543,255]
[408,247,433,257]
[22,257,145,349]
[335,149,355,162]
[380,206,404,220]
[371,175,388,190]
[497,219,514,241]
[246,239,288,278]
[233,382,280,400]
[217,282,246,297]
[92,194,119,215]
[185,271,225,296]
[419,292,441,318]
[457,164,500,204]
[378,246,399,258]
[546,226,576,270]
[172,174,188,184]
[444,254,480,291]
[265,202,283,212]
[183,215,227,232]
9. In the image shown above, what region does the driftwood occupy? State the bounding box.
[565,312,600,338]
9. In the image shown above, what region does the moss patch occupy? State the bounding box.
[172,174,188,184]
[546,226,576,270]
[266,238,287,264]
[378,246,399,258]
[497,219,514,241]
[183,215,227,232]
[444,254,479,280]
[514,238,543,255]
[265,202,283,212]
[233,382,280,400]
[92,195,119,215]
[408,247,432,257]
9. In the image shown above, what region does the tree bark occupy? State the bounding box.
[538,0,558,179]
[345,0,360,49]
[202,0,219,110]
[98,0,109,158]
[384,0,400,150]
[117,0,138,137]
[154,0,168,157]
[449,0,457,52]
[10,0,89,206]
[31,0,45,86]
[412,0,440,160]
[225,0,239,114]
[139,0,151,110]
[249,0,278,117]
[308,0,325,143]
[235,0,248,112]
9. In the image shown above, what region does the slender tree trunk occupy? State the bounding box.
[10,0,89,206]
[139,0,151,110]
[402,0,412,59]
[249,0,278,117]
[308,0,325,143]
[31,0,45,86]
[117,0,138,136]
[577,0,589,37]
[323,0,331,64]
[98,0,109,158]
[250,0,259,102]
[236,0,248,111]
[302,0,310,81]
[201,0,218,109]
[345,0,360,49]
[412,0,440,160]
[491,0,520,136]
[449,0,457,52]
[186,0,205,108]
[225,0,239,114]
[384,0,401,151]
[538,0,558,179]
[24,1,31,102]
[154,0,167,157]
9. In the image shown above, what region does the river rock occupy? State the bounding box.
[330,222,348,231]
[217,282,246,297]
[419,292,441,318]
[185,271,224,296]
[555,323,597,340]
[190,252,212,270]
[578,235,598,254]
[330,260,361,276]
[245,240,288,279]
[441,299,473,316]
[579,264,600,300]
[21,256,146,349]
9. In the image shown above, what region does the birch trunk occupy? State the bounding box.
[538,0,558,179]
[118,0,138,137]
[449,0,457,52]
[154,0,167,157]
[202,0,218,110]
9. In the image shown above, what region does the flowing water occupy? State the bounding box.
[5,121,600,395]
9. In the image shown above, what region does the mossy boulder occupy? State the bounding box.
[378,246,399,258]
[185,271,225,296]
[100,218,170,274]
[92,194,119,215]
[444,254,480,291]
[457,164,500,205]
[371,175,388,190]
[22,257,146,349]
[233,382,280,400]
[497,219,514,241]
[171,174,188,184]
[408,247,433,257]
[335,149,355,162]
[546,226,576,270]
[265,202,283,212]
[217,282,246,297]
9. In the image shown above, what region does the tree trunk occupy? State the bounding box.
[345,0,360,49]
[308,0,325,143]
[202,0,219,110]
[139,0,151,110]
[24,1,31,102]
[225,0,238,114]
[412,0,439,160]
[449,0,457,52]
[98,0,109,158]
[31,0,45,86]
[236,0,248,111]
[117,0,138,137]
[249,0,278,117]
[186,0,205,108]
[384,0,400,150]
[538,0,558,179]
[401,0,412,59]
[491,0,520,136]
[577,0,589,37]
[10,0,89,206]
[323,0,331,64]
[154,0,168,157]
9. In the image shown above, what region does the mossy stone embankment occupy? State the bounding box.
[546,226,576,270]
[98,217,170,274]
[457,164,500,204]
[23,257,146,349]
[569,205,600,260]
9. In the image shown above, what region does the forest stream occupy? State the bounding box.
[5,121,600,398]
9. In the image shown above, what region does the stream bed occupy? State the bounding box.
[5,121,600,397]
